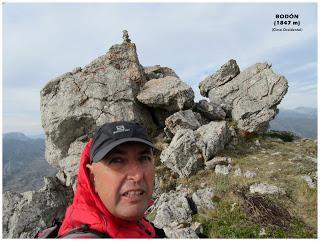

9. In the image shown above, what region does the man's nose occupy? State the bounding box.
[127,160,144,181]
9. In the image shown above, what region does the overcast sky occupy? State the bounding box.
[3,2,318,135]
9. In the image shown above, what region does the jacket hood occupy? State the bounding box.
[58,140,156,238]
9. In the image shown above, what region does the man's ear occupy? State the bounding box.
[86,164,95,185]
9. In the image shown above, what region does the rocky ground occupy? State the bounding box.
[147,132,317,238]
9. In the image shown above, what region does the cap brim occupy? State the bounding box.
[92,138,155,163]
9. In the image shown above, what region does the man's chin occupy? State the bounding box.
[116,205,147,221]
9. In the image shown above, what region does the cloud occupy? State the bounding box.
[280,90,317,109]
[290,83,317,93]
[3,88,42,134]
[3,88,40,113]
[3,113,42,135]
[285,61,317,75]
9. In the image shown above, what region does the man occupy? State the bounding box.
[57,121,166,238]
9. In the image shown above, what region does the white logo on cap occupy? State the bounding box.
[113,125,130,134]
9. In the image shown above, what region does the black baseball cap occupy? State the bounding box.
[90,121,155,163]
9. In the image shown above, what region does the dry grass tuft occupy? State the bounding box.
[235,186,293,230]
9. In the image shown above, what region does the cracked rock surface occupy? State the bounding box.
[200,60,288,133]
[164,110,205,136]
[40,41,156,185]
[160,129,204,177]
[137,76,195,112]
[160,121,231,177]
[2,177,73,238]
[143,65,179,80]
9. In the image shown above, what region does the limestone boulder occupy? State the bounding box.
[250,183,286,195]
[234,167,242,176]
[201,61,288,133]
[164,110,204,136]
[160,129,204,177]
[244,170,257,178]
[163,226,199,239]
[194,99,226,121]
[192,187,215,211]
[215,164,231,175]
[195,121,231,162]
[137,76,195,112]
[199,59,240,97]
[300,175,316,189]
[153,191,193,229]
[144,65,179,80]
[40,39,157,185]
[205,156,232,170]
[2,177,73,238]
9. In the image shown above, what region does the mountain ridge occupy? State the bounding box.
[269,107,317,139]
[3,132,57,192]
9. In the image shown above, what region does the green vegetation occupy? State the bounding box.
[194,200,261,238]
[263,130,298,142]
[154,132,317,238]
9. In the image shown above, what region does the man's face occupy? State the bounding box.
[87,142,155,221]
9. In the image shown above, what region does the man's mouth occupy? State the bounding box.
[122,190,145,197]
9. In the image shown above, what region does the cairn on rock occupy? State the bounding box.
[122,30,131,43]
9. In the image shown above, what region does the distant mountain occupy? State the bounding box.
[3,132,57,192]
[294,106,317,117]
[3,132,30,141]
[269,107,317,139]
[27,133,46,139]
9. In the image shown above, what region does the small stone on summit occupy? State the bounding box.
[122,30,131,43]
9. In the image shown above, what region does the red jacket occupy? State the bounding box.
[58,140,156,238]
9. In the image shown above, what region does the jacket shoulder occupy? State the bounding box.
[58,225,110,239]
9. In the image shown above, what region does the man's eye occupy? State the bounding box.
[139,155,152,162]
[109,158,123,164]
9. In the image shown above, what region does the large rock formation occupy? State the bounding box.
[40,36,157,186]
[199,60,288,133]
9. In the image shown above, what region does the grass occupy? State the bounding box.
[153,132,317,238]
[194,199,261,238]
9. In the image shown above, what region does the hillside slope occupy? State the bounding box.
[3,133,57,192]
[270,107,317,139]
[149,133,317,238]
